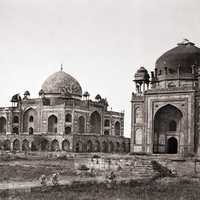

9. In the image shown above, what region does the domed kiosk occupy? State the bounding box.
[131,39,200,156]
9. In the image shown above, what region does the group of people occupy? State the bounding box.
[40,173,59,186]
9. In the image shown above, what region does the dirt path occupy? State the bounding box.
[0,176,105,190]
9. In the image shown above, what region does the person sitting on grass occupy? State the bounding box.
[106,171,116,183]
[52,173,59,186]
[40,174,47,186]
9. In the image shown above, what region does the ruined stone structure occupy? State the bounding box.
[0,69,129,153]
[131,39,200,155]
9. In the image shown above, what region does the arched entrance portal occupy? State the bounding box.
[167,137,178,154]
[153,104,182,154]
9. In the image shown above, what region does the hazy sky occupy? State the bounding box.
[1,0,200,137]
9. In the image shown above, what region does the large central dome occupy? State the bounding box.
[155,39,200,74]
[41,70,82,98]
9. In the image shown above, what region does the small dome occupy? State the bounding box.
[41,71,82,98]
[156,39,200,74]
[134,67,150,82]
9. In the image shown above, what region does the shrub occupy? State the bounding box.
[57,155,68,160]
[77,164,89,171]
[151,160,175,178]
[129,152,150,156]
[92,154,101,159]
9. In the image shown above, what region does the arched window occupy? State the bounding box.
[31,142,37,151]
[78,116,85,133]
[135,129,143,144]
[23,108,37,132]
[114,121,120,136]
[13,139,20,151]
[13,116,19,123]
[109,141,114,153]
[65,114,72,122]
[86,140,93,152]
[116,142,120,152]
[41,139,49,151]
[13,127,19,134]
[102,141,108,153]
[135,107,142,123]
[75,141,82,152]
[94,140,100,152]
[29,116,34,122]
[167,137,178,154]
[29,127,33,135]
[4,140,11,151]
[22,139,29,151]
[104,130,109,136]
[62,140,70,151]
[65,126,71,134]
[169,120,177,131]
[0,117,6,133]
[90,111,101,134]
[104,119,110,127]
[51,139,59,151]
[48,115,58,133]
[122,142,126,153]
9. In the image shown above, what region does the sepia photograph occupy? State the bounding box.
[0,0,200,199]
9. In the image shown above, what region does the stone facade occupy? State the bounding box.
[0,70,130,153]
[131,39,200,155]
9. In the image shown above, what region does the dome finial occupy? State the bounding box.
[177,38,194,46]
[60,64,63,71]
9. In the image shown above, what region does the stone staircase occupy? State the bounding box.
[117,158,156,179]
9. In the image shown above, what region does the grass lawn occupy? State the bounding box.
[0,156,200,199]
[0,159,76,182]
[2,177,200,200]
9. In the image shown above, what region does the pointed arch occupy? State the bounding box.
[135,128,143,144]
[29,127,33,135]
[41,139,49,151]
[31,142,37,151]
[0,117,6,133]
[78,116,85,133]
[104,119,110,127]
[22,139,29,151]
[102,141,108,153]
[114,121,121,136]
[13,139,20,151]
[104,130,110,136]
[23,108,37,132]
[48,115,58,133]
[109,141,114,153]
[94,140,100,152]
[90,111,101,134]
[75,141,83,152]
[51,139,59,151]
[62,140,70,151]
[122,142,126,153]
[116,142,120,152]
[65,113,72,122]
[13,127,19,134]
[4,140,11,151]
[86,140,93,152]
[153,104,182,154]
[65,126,71,134]
[13,116,19,123]
[167,137,178,154]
